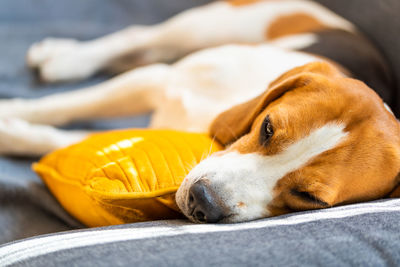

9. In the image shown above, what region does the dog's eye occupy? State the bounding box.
[259,115,273,145]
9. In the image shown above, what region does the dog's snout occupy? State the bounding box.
[188,179,224,223]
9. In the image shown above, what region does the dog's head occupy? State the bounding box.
[176,61,400,223]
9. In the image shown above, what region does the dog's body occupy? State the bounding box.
[1,0,399,223]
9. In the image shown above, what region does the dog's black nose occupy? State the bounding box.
[188,179,225,223]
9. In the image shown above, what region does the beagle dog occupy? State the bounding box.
[0,0,399,223]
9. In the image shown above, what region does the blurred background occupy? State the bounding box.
[0,0,215,129]
[1,0,399,124]
[0,0,215,244]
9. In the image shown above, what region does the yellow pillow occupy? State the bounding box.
[33,129,222,227]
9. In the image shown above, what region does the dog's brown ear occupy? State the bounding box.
[209,62,339,146]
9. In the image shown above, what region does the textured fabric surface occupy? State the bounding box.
[34,129,221,226]
[0,1,400,266]
[1,199,400,267]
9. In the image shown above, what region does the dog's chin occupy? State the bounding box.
[186,214,238,224]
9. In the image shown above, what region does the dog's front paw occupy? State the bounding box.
[0,118,37,155]
[0,118,87,156]
[27,38,78,68]
[26,38,99,83]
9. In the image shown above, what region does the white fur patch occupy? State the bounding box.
[167,44,318,132]
[270,33,317,50]
[176,123,348,222]
[384,103,394,116]
[0,118,87,156]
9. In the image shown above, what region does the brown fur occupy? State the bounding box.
[227,0,264,7]
[266,13,328,40]
[210,62,400,216]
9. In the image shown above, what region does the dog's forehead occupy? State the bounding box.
[233,73,399,160]
[265,75,392,127]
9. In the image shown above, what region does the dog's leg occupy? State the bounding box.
[26,1,277,83]
[0,64,169,125]
[26,27,165,83]
[27,0,354,83]
[0,118,88,156]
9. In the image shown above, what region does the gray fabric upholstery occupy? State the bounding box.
[1,199,400,266]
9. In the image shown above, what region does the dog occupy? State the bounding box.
[0,0,399,223]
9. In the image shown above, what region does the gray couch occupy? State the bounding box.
[0,0,399,266]
[315,0,400,116]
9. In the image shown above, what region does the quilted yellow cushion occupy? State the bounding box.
[33,129,222,227]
